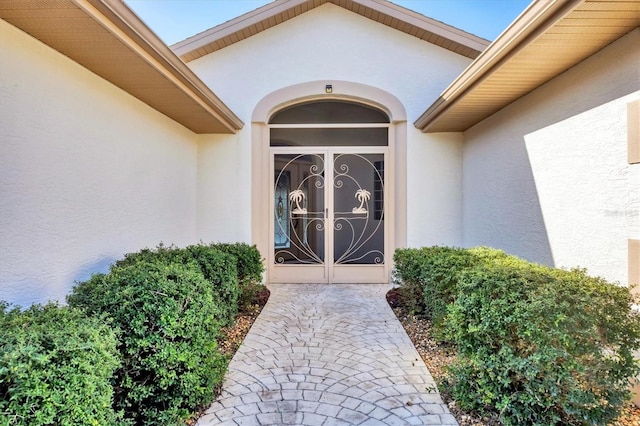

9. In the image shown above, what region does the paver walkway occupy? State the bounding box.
[197,284,457,425]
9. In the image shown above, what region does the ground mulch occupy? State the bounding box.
[218,289,271,358]
[386,288,640,426]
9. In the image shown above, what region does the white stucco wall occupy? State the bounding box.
[197,132,249,243]
[406,131,463,247]
[462,29,640,284]
[0,20,199,307]
[188,3,471,247]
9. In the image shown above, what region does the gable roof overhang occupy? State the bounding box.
[172,0,490,63]
[0,0,243,134]
[415,0,640,133]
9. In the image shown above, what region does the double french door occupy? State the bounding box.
[270,147,388,283]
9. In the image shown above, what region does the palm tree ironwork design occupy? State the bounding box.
[273,153,384,266]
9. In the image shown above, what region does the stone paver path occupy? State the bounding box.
[197,284,457,425]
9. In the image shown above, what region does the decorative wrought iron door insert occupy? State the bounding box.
[273,151,385,274]
[274,154,326,265]
[332,153,384,265]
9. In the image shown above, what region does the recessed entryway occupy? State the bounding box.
[251,81,407,284]
[269,101,389,283]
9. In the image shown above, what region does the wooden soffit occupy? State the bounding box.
[415,0,640,133]
[172,0,490,62]
[0,0,243,134]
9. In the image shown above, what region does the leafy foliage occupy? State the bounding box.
[2,241,265,426]
[393,247,432,314]
[114,243,240,326]
[393,246,507,332]
[0,303,120,426]
[393,246,640,425]
[210,243,265,309]
[67,260,227,425]
[209,243,264,284]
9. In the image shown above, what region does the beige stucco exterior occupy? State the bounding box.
[461,29,639,285]
[0,0,638,306]
[0,2,474,304]
[630,100,640,165]
[0,19,200,307]
[190,3,473,268]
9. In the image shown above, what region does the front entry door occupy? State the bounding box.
[270,148,388,283]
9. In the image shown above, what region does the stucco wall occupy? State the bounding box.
[197,132,248,242]
[462,29,640,284]
[0,20,198,307]
[188,3,470,247]
[406,131,463,247]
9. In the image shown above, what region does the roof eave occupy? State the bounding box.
[0,0,244,134]
[84,0,244,133]
[95,0,244,132]
[414,0,583,133]
[365,0,488,52]
[172,0,312,58]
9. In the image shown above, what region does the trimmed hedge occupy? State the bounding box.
[210,243,264,285]
[114,243,240,326]
[0,303,120,426]
[393,246,508,332]
[1,241,265,426]
[393,246,640,425]
[68,260,227,425]
[210,243,265,309]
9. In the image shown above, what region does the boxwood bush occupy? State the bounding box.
[209,242,264,284]
[210,243,265,308]
[67,260,228,425]
[393,246,508,333]
[117,242,265,313]
[0,303,120,426]
[393,247,432,314]
[445,262,640,425]
[393,246,640,425]
[115,243,240,326]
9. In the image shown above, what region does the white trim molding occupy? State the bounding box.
[252,80,407,124]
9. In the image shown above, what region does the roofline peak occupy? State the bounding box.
[171,0,490,63]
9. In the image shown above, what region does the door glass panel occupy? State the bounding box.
[271,127,388,147]
[274,154,325,264]
[270,100,389,124]
[333,153,384,265]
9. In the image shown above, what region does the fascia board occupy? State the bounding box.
[81,0,244,133]
[414,0,584,132]
[171,0,312,57]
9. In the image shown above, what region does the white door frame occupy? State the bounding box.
[251,81,407,284]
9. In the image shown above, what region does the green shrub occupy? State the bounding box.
[0,302,120,426]
[444,262,640,425]
[116,243,264,314]
[393,248,432,314]
[182,245,239,324]
[209,243,265,308]
[115,243,239,325]
[67,260,227,426]
[393,246,508,331]
[114,242,176,266]
[209,242,264,283]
